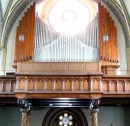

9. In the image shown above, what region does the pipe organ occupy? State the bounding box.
[14,1,119,73]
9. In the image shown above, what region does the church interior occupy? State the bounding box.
[0,0,130,126]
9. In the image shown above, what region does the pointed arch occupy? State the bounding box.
[1,0,130,49]
[0,0,3,43]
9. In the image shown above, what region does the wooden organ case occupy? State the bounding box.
[98,3,119,75]
[14,2,119,75]
[14,3,35,63]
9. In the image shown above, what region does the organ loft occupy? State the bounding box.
[14,1,119,75]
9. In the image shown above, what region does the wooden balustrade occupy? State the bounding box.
[0,75,130,98]
[0,76,16,94]
[102,77,130,95]
[15,75,102,93]
[15,75,130,95]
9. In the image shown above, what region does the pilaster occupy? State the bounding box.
[91,108,99,126]
[20,108,31,126]
[126,47,130,75]
[0,48,6,75]
[0,0,3,41]
[90,99,100,126]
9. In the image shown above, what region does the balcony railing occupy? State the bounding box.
[102,76,130,94]
[15,75,101,93]
[0,76,16,94]
[15,75,130,94]
[0,74,130,97]
[0,75,130,97]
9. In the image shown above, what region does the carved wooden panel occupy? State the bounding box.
[98,3,118,63]
[14,3,35,63]
[16,62,100,74]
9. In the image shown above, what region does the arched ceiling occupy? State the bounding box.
[0,0,128,16]
[0,0,130,48]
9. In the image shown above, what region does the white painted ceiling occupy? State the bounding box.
[0,0,130,17]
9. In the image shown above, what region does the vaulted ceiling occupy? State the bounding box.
[0,0,130,48]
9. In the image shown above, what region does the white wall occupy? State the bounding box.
[113,12,128,74]
[99,106,124,126]
[1,0,10,16]
[124,0,130,16]
[5,19,18,73]
[117,23,128,74]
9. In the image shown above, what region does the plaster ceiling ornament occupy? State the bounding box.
[36,0,97,35]
[47,0,90,35]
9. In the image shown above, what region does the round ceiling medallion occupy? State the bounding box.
[62,10,76,23]
[48,0,90,35]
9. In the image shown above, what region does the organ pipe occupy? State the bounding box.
[34,14,99,62]
[14,2,118,64]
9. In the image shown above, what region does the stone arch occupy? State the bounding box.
[1,0,130,49]
[0,0,3,42]
[1,0,32,47]
[42,108,88,126]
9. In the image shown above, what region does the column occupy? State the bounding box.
[0,0,3,41]
[0,48,6,75]
[21,108,30,126]
[126,47,130,75]
[91,108,99,126]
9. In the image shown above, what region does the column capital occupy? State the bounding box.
[20,107,31,114]
[18,99,31,115]
[91,108,99,113]
[92,99,100,108]
[18,99,29,108]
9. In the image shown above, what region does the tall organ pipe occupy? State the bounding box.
[34,15,99,62]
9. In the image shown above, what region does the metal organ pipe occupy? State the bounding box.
[34,15,37,49]
[34,15,99,62]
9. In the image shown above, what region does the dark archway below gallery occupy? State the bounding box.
[42,108,88,126]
